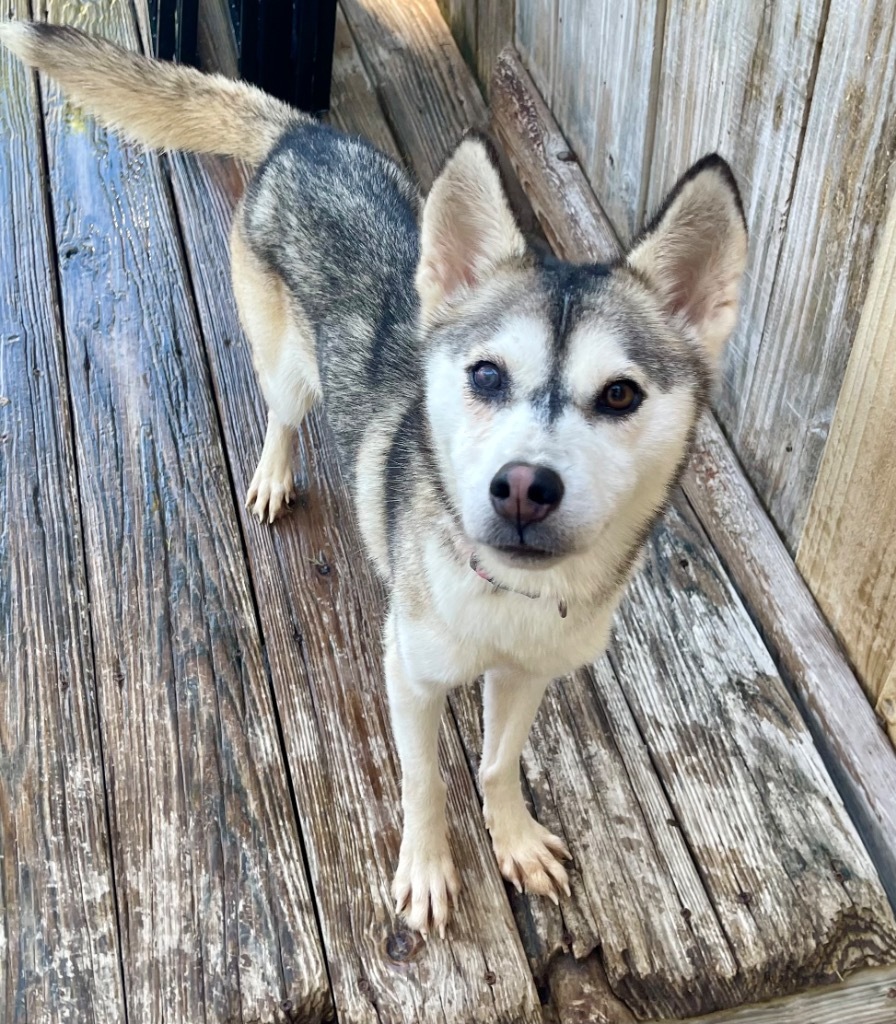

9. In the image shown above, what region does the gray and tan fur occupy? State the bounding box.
[0,21,748,936]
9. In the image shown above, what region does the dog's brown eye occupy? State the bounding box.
[471,361,504,394]
[596,379,643,416]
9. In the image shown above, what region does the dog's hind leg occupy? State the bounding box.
[230,214,320,523]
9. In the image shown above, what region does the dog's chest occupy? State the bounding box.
[408,544,615,683]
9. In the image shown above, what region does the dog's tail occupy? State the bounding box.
[0,21,305,165]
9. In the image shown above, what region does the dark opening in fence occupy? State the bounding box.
[147,0,337,112]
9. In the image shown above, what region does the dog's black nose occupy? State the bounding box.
[489,462,564,526]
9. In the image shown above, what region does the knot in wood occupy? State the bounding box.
[384,928,422,963]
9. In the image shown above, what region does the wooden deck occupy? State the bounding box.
[2,0,896,1022]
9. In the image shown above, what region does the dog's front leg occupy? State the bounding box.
[481,670,571,900]
[385,626,459,937]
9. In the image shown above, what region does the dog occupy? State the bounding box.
[0,21,748,937]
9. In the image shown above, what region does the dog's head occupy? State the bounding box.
[417,136,747,588]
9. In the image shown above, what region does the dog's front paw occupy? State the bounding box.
[392,834,460,938]
[488,811,571,901]
[245,462,295,524]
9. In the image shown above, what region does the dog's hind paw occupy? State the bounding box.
[392,836,460,938]
[489,812,571,902]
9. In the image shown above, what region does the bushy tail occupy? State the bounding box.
[0,21,306,164]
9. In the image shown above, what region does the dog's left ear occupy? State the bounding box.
[627,154,748,363]
[416,135,527,321]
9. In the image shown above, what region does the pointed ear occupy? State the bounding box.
[416,134,528,320]
[627,154,748,363]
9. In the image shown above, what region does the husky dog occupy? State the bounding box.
[1,22,747,936]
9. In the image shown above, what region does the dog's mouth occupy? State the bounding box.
[488,543,561,566]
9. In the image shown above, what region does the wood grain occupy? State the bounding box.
[545,964,896,1023]
[35,0,331,1020]
[490,47,619,260]
[0,4,125,1021]
[665,964,896,1024]
[196,0,239,77]
[160,17,542,1020]
[732,0,896,546]
[645,0,825,452]
[341,0,487,187]
[436,0,477,74]
[488,46,896,1016]
[548,0,662,239]
[491,45,896,910]
[798,189,896,736]
[514,0,557,109]
[475,0,513,95]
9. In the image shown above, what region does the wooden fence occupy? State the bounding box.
[438,0,896,737]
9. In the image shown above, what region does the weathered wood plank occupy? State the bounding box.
[491,46,896,911]
[646,0,825,447]
[490,47,619,260]
[685,417,896,904]
[611,500,896,1010]
[436,0,477,74]
[488,46,896,1016]
[450,659,747,1017]
[730,0,896,546]
[797,188,896,741]
[196,0,238,77]
[160,16,542,1020]
[341,0,486,186]
[329,6,402,159]
[0,5,125,1022]
[514,0,557,108]
[668,964,896,1024]
[548,0,661,239]
[35,0,331,1020]
[552,961,896,1024]
[475,0,512,95]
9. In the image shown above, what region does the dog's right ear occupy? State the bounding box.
[416,135,527,322]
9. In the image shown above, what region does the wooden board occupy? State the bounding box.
[514,0,557,109]
[645,0,825,452]
[436,0,477,73]
[160,16,542,1021]
[0,5,125,1022]
[35,0,331,1020]
[546,0,662,239]
[341,0,487,186]
[798,189,896,739]
[731,0,896,547]
[491,44,896,913]
[487,46,896,1017]
[475,0,513,95]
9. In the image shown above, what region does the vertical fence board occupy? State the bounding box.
[646,2,825,497]
[798,189,896,745]
[476,0,512,93]
[550,0,661,239]
[735,0,896,547]
[514,0,557,106]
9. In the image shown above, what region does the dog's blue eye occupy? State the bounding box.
[471,362,504,393]
[595,379,643,416]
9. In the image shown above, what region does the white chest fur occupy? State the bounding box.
[393,535,616,687]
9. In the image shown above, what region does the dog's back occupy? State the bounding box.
[242,124,424,472]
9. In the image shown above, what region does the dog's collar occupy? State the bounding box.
[468,551,568,618]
